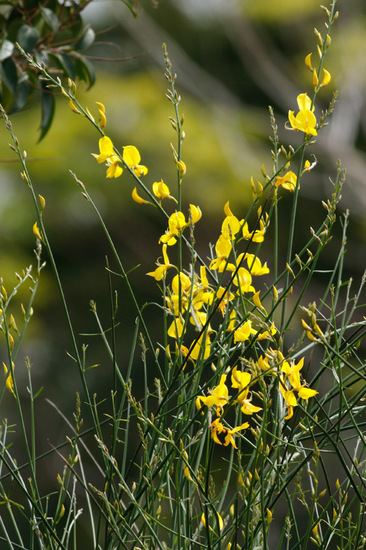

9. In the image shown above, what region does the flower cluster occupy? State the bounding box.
[256,348,318,419]
[93,136,148,179]
[196,368,260,448]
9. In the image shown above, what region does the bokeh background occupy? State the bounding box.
[1,0,365,543]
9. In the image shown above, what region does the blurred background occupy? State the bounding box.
[0,0,365,541]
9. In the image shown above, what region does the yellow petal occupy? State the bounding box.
[224,201,234,217]
[123,145,141,167]
[132,187,150,205]
[320,68,331,87]
[305,53,313,71]
[189,204,202,224]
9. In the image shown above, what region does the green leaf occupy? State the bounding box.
[121,0,138,17]
[38,86,55,141]
[74,56,95,89]
[0,39,14,61]
[9,74,30,114]
[0,56,17,95]
[76,26,95,51]
[49,52,76,80]
[40,7,59,33]
[17,25,40,52]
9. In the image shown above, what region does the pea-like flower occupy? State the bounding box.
[210,417,250,448]
[93,136,123,178]
[280,357,318,418]
[146,244,173,281]
[93,138,148,179]
[123,145,148,177]
[234,320,257,343]
[275,170,297,192]
[196,374,229,412]
[288,93,317,136]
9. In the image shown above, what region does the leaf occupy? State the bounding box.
[40,7,59,33]
[121,0,138,17]
[38,86,55,141]
[74,56,95,89]
[49,52,75,80]
[9,74,30,114]
[17,25,40,52]
[0,56,17,94]
[76,26,95,51]
[0,39,14,61]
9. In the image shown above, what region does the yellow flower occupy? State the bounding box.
[256,322,277,341]
[123,145,148,177]
[280,357,318,416]
[132,187,151,205]
[33,222,42,240]
[305,53,313,71]
[209,235,233,272]
[96,101,107,128]
[320,68,331,87]
[244,253,270,276]
[146,245,173,281]
[242,220,265,242]
[229,266,255,294]
[152,180,174,201]
[167,316,184,339]
[209,417,249,448]
[288,93,317,136]
[92,136,123,178]
[234,320,257,343]
[189,204,202,224]
[189,333,211,361]
[274,170,297,192]
[196,374,229,411]
[160,211,187,246]
[3,362,15,396]
[201,510,224,531]
[221,215,241,239]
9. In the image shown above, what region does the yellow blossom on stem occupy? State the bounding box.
[305,53,313,71]
[231,367,262,415]
[146,245,173,281]
[275,170,297,192]
[123,145,148,177]
[201,511,224,531]
[3,362,15,396]
[132,187,151,205]
[152,180,175,201]
[96,102,107,128]
[244,253,270,276]
[242,220,265,242]
[221,215,241,239]
[92,136,123,178]
[160,211,187,246]
[228,263,255,294]
[209,417,250,448]
[280,357,318,418]
[256,322,277,341]
[288,93,317,136]
[216,286,234,316]
[209,235,233,272]
[196,374,229,412]
[189,204,202,224]
[167,316,184,339]
[234,320,257,343]
[33,222,42,240]
[189,333,211,361]
[320,68,331,87]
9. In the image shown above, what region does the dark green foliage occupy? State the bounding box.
[0,0,135,138]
